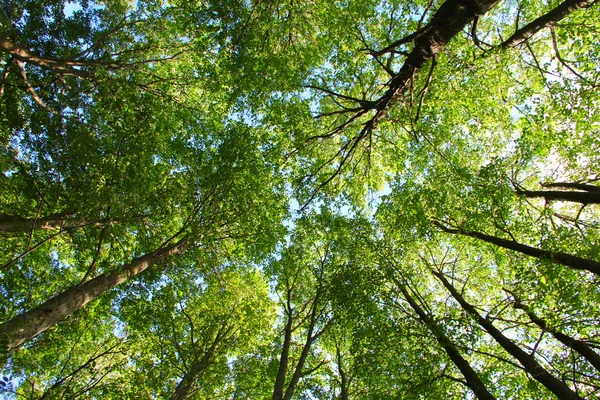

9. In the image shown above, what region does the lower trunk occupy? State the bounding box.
[433,221,600,276]
[283,295,320,400]
[434,272,583,400]
[172,336,220,400]
[394,278,496,400]
[0,239,187,350]
[272,302,294,400]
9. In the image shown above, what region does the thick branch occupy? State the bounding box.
[542,182,600,193]
[510,296,600,373]
[1,38,90,78]
[0,212,78,233]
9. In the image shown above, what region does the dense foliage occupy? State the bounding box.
[1,0,599,398]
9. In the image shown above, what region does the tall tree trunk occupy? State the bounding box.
[283,292,321,400]
[433,271,583,400]
[172,329,223,400]
[501,0,595,48]
[272,294,294,400]
[0,239,187,351]
[393,278,496,400]
[432,221,600,276]
[510,295,600,373]
[0,212,81,233]
[516,189,600,204]
[336,346,350,400]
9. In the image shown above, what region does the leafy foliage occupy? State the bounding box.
[1,0,600,398]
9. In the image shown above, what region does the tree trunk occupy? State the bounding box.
[501,0,595,48]
[172,330,222,400]
[0,212,82,233]
[283,293,321,400]
[434,271,583,400]
[394,278,496,400]
[432,221,600,276]
[511,297,600,373]
[369,0,500,126]
[516,189,600,204]
[272,295,294,400]
[0,238,187,351]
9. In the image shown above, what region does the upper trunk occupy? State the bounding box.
[272,297,294,400]
[0,238,187,351]
[369,0,500,127]
[282,293,321,400]
[172,331,222,400]
[434,271,583,400]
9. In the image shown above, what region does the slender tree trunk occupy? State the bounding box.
[282,293,320,400]
[393,278,496,400]
[0,212,81,233]
[0,238,187,351]
[172,331,222,400]
[432,221,600,276]
[272,295,294,400]
[336,347,350,400]
[511,296,600,373]
[501,0,595,48]
[516,189,600,204]
[433,271,583,400]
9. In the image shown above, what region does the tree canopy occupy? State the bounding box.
[1,0,599,398]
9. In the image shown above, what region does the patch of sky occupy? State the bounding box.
[64,1,83,18]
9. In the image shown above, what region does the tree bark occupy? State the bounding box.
[433,221,600,276]
[0,212,85,233]
[434,271,583,400]
[516,188,600,204]
[501,0,595,48]
[368,0,500,128]
[283,292,321,400]
[272,293,294,400]
[172,328,223,400]
[394,278,496,400]
[0,38,91,78]
[511,296,600,373]
[542,182,600,193]
[0,238,187,351]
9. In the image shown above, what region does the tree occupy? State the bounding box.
[2,0,600,398]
